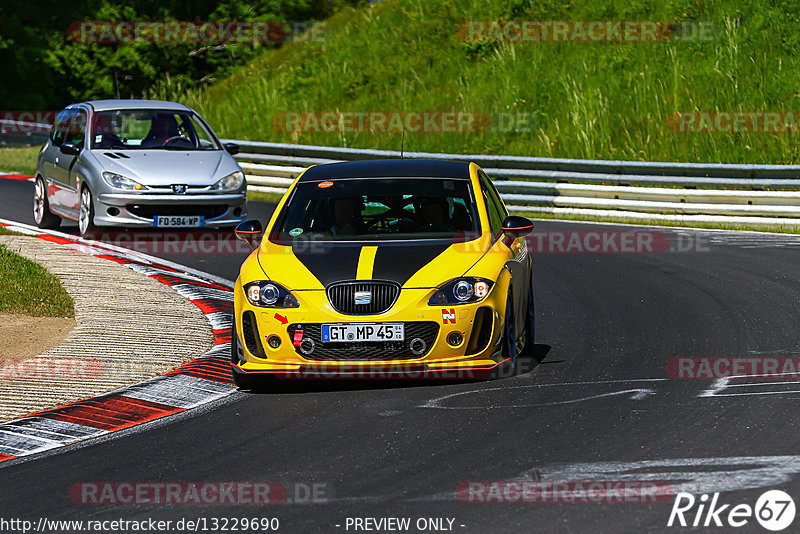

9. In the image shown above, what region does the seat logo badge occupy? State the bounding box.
[442,309,456,324]
[171,184,188,194]
[354,291,372,305]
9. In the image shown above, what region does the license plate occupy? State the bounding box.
[154,215,204,228]
[322,323,405,343]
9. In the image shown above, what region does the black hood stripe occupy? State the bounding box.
[292,242,450,287]
[372,242,450,286]
[292,244,361,287]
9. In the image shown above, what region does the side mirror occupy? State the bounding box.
[235,220,263,251]
[224,142,240,155]
[60,142,81,156]
[501,215,534,246]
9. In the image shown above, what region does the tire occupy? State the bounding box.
[230,319,239,364]
[233,368,262,390]
[78,186,97,236]
[33,176,61,229]
[501,290,517,374]
[524,278,535,353]
[230,320,262,390]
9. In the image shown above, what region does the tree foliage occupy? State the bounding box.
[0,0,357,110]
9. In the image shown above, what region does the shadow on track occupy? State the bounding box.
[239,343,552,395]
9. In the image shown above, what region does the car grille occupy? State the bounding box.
[326,281,400,315]
[287,322,439,361]
[127,204,228,219]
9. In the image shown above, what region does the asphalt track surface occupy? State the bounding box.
[3,177,800,532]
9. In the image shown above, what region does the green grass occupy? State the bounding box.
[0,147,38,176]
[162,0,800,165]
[0,245,74,317]
[247,189,287,203]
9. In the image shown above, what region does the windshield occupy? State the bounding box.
[90,109,221,150]
[271,178,480,242]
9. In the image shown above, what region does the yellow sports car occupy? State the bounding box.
[231,159,534,387]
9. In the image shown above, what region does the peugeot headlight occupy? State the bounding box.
[428,277,493,305]
[212,171,245,191]
[102,172,147,190]
[243,281,299,308]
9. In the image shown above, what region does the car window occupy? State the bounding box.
[90,109,221,150]
[481,170,508,217]
[187,115,218,149]
[271,178,480,242]
[478,171,505,237]
[49,109,73,146]
[65,109,87,148]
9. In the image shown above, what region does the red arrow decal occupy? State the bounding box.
[274,313,288,324]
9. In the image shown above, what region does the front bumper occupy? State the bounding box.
[94,192,247,228]
[232,282,508,379]
[231,360,504,380]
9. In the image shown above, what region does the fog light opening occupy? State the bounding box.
[447,332,464,347]
[299,338,315,355]
[107,207,120,216]
[409,337,427,356]
[267,335,281,349]
[233,207,242,217]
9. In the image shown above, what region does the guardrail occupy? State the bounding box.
[226,139,800,227]
[5,126,800,226]
[0,120,49,146]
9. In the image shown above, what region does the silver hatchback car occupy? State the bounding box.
[34,99,247,235]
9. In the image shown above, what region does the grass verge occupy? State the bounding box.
[0,245,74,317]
[0,147,38,176]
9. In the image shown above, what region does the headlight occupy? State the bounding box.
[453,280,473,302]
[243,281,299,308]
[102,172,147,190]
[212,171,244,191]
[428,277,493,305]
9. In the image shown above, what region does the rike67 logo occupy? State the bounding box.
[668,490,795,531]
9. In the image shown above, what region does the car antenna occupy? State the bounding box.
[400,127,405,159]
